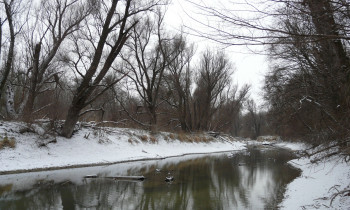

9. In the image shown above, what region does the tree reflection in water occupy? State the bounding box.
[0,147,300,210]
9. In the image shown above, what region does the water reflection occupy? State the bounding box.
[0,147,300,210]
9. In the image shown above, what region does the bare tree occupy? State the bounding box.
[263,0,350,142]
[192,49,233,131]
[184,0,350,141]
[162,34,194,131]
[246,99,262,139]
[212,84,250,135]
[19,0,94,120]
[0,0,23,107]
[121,11,177,132]
[61,0,163,138]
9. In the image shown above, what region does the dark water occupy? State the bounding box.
[0,147,300,210]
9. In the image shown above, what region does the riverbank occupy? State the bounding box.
[279,144,350,209]
[1,121,349,209]
[0,121,245,174]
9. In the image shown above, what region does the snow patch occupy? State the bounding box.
[0,121,246,174]
[280,155,350,209]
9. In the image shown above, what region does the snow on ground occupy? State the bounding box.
[1,121,349,209]
[274,141,307,151]
[280,151,350,209]
[0,121,245,174]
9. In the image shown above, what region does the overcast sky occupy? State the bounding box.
[164,0,268,106]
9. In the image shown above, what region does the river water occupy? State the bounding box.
[0,146,300,210]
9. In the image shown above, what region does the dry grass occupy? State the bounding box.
[177,132,195,143]
[201,136,211,143]
[176,132,186,141]
[139,135,148,142]
[0,136,16,150]
[192,136,201,143]
[149,135,157,144]
[168,133,176,140]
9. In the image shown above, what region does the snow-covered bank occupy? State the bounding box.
[0,121,245,174]
[1,121,349,209]
[279,145,350,209]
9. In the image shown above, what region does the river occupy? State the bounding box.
[0,146,300,210]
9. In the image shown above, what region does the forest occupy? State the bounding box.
[0,0,349,145]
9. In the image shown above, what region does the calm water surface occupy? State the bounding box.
[0,147,300,210]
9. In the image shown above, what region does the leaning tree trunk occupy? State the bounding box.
[60,0,134,138]
[61,102,84,138]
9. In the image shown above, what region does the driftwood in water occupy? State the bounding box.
[84,175,145,181]
[107,176,145,181]
[84,174,98,178]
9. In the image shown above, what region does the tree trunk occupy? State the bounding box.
[149,105,158,133]
[60,0,133,138]
[306,0,350,108]
[61,102,84,138]
[0,2,15,102]
[6,84,17,119]
[23,43,41,121]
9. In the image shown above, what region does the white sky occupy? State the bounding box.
[164,0,269,106]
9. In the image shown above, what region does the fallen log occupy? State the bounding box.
[84,175,146,181]
[84,174,98,178]
[106,176,145,181]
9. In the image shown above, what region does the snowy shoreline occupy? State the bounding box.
[1,121,349,209]
[0,121,246,175]
[278,145,350,209]
[0,149,238,175]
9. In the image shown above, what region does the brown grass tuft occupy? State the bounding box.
[177,132,193,142]
[8,137,16,148]
[140,135,148,142]
[149,135,157,144]
[0,136,16,150]
[168,133,175,140]
[193,136,201,143]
